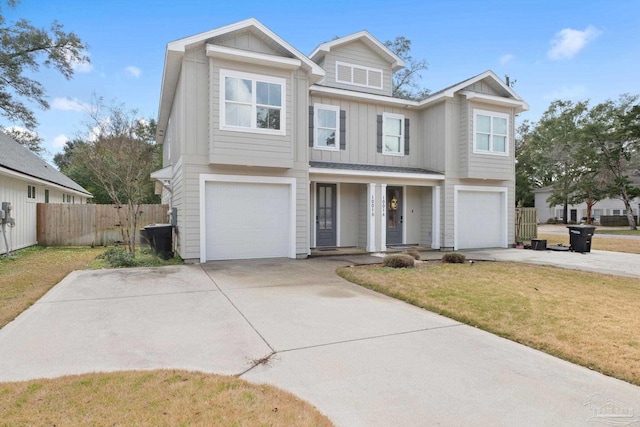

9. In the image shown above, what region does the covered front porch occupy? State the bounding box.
[308,162,444,255]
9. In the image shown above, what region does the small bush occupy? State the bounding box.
[98,247,137,268]
[403,249,421,260]
[442,252,466,264]
[382,254,415,268]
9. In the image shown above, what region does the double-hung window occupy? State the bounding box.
[27,185,36,200]
[474,109,509,155]
[221,69,285,135]
[383,113,404,155]
[314,104,340,151]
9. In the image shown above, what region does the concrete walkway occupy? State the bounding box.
[1,257,640,426]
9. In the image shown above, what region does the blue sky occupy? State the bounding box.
[4,0,640,163]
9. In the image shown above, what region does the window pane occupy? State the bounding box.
[493,135,506,152]
[226,103,251,127]
[493,117,507,135]
[385,136,401,153]
[318,109,336,128]
[257,107,280,130]
[257,82,281,106]
[225,77,252,102]
[317,129,336,147]
[476,133,490,150]
[386,117,401,136]
[476,114,491,133]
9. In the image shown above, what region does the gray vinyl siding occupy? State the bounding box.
[461,81,503,97]
[420,102,447,173]
[405,186,422,245]
[309,95,422,168]
[217,32,284,56]
[339,183,360,246]
[209,58,301,168]
[457,97,515,181]
[321,40,392,96]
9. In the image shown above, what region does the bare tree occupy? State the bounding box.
[384,36,430,100]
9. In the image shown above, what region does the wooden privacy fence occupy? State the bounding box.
[37,203,169,247]
[515,207,537,242]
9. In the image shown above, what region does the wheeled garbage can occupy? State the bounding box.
[567,225,596,253]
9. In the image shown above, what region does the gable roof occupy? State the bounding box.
[157,18,325,143]
[420,70,529,112]
[309,30,405,72]
[0,132,91,196]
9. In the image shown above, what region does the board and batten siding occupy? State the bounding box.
[321,40,393,97]
[209,58,298,168]
[420,186,433,247]
[218,32,285,56]
[338,183,360,247]
[309,96,422,168]
[420,102,447,174]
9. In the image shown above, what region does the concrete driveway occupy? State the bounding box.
[1,256,640,426]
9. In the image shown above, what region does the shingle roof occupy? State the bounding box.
[310,161,442,176]
[0,131,91,195]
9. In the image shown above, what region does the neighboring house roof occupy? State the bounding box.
[157,18,325,144]
[309,30,405,72]
[0,132,91,196]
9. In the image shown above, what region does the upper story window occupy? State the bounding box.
[220,69,286,135]
[382,113,405,155]
[27,185,36,200]
[335,61,383,90]
[473,109,509,155]
[314,104,340,151]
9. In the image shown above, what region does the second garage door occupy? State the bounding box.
[204,181,292,260]
[456,190,506,249]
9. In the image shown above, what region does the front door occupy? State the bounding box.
[316,183,337,247]
[386,186,403,245]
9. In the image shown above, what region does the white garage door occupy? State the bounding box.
[457,191,505,249]
[205,181,291,260]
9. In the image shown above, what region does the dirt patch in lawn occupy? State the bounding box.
[0,370,333,426]
[0,246,106,328]
[339,261,640,386]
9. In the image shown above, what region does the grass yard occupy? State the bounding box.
[0,370,332,426]
[536,233,640,254]
[0,246,106,328]
[595,229,640,236]
[339,261,640,386]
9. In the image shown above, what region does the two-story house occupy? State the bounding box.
[152,18,528,262]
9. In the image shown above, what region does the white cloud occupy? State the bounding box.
[51,97,91,113]
[548,26,602,60]
[125,66,142,78]
[52,134,69,149]
[500,54,515,65]
[543,84,588,101]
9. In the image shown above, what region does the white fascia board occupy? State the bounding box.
[206,45,302,69]
[309,167,444,182]
[460,90,530,112]
[0,167,91,198]
[309,85,419,108]
[150,165,173,181]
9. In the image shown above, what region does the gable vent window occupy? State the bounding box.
[335,61,383,90]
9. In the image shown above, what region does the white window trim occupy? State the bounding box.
[219,69,286,136]
[335,61,384,90]
[382,112,405,156]
[313,103,340,151]
[473,109,509,156]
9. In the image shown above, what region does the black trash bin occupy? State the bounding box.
[567,225,596,253]
[144,224,174,259]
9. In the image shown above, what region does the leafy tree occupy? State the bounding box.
[73,100,160,255]
[2,126,44,156]
[581,95,640,229]
[0,0,89,131]
[384,36,429,100]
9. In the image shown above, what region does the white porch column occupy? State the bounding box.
[432,185,441,249]
[367,183,376,252]
[380,184,387,252]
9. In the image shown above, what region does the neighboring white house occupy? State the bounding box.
[534,174,640,224]
[0,132,92,254]
[152,18,529,262]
